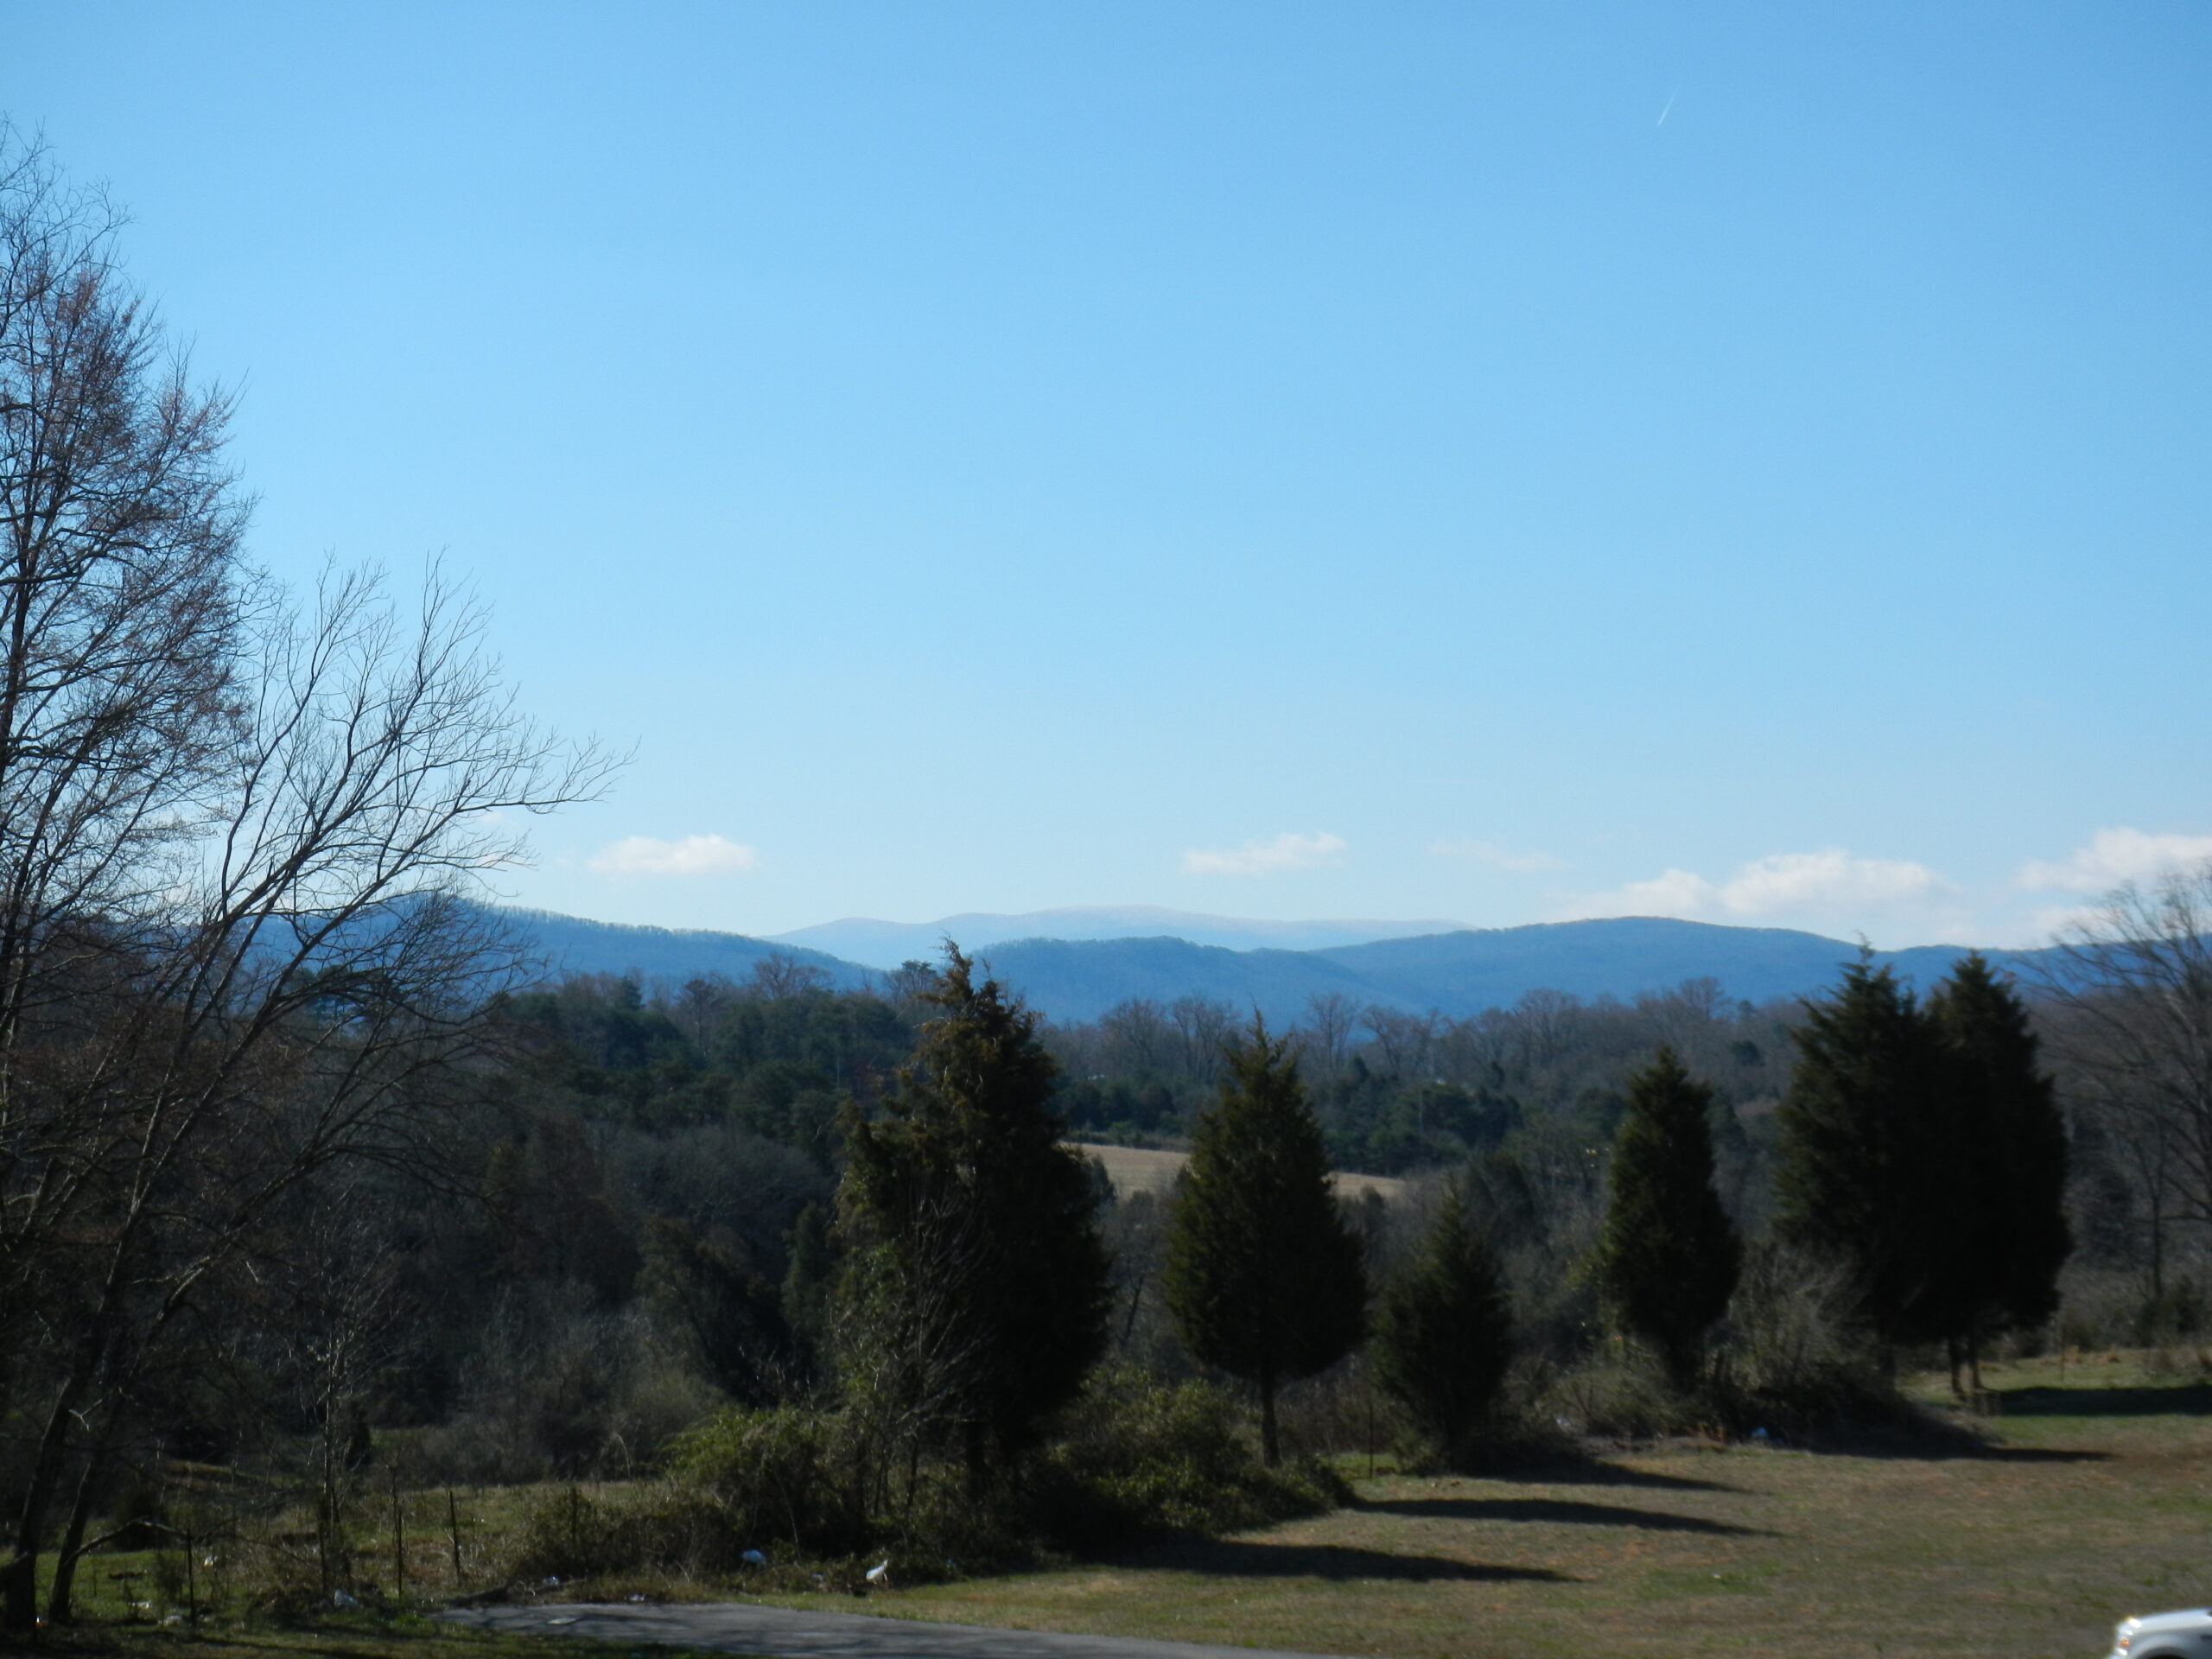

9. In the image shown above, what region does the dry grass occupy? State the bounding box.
[1074,1143,1406,1204]
[832,1351,2212,1659]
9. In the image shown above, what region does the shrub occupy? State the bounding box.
[664,1405,867,1557]
[1038,1366,1345,1547]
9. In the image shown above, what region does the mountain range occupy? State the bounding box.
[767,907,1467,967]
[505,906,2044,1026]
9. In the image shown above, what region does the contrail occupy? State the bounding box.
[1657,88,1677,125]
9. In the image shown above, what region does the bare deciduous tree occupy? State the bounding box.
[2038,861,2212,1268]
[0,130,617,1630]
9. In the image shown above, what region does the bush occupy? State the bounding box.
[1710,1240,1896,1431]
[1037,1366,1345,1547]
[664,1405,868,1558]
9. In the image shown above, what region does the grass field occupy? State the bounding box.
[1075,1143,1407,1204]
[35,1352,2212,1659]
[838,1352,2212,1659]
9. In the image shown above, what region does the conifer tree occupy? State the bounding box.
[835,949,1111,1483]
[1775,960,1961,1357]
[1597,1046,1741,1388]
[1164,1019,1365,1465]
[1370,1177,1513,1460]
[1929,953,2071,1363]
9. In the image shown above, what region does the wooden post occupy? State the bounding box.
[448,1489,464,1590]
[390,1468,405,1602]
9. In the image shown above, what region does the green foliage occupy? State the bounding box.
[1929,953,2072,1339]
[1164,1020,1366,1465]
[664,1405,868,1556]
[1040,1366,1347,1546]
[835,949,1113,1480]
[1775,960,1959,1351]
[1597,1046,1742,1386]
[1370,1178,1514,1462]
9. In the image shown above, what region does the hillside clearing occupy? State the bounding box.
[1074,1143,1407,1203]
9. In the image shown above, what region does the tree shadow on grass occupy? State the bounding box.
[1993,1383,2212,1419]
[1357,1495,1760,1536]
[1134,1537,1575,1584]
[1478,1459,1736,1494]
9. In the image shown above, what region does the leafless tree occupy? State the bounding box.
[2037,861,2212,1265]
[1300,990,1358,1076]
[1359,1006,1438,1080]
[1166,994,1234,1084]
[0,131,616,1629]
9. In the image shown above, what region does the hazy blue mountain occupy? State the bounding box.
[973,921,2045,1024]
[499,907,870,988]
[489,906,2047,1025]
[769,906,1466,969]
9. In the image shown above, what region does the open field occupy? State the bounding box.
[1075,1143,1407,1204]
[36,1353,2212,1659]
[806,1353,2212,1659]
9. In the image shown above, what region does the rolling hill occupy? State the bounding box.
[499,906,2044,1025]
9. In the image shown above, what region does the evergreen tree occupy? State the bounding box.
[1596,1046,1741,1388]
[835,949,1111,1483]
[1164,1019,1365,1465]
[1775,960,1961,1356]
[1929,953,2071,1362]
[1370,1177,1513,1460]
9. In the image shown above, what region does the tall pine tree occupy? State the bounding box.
[835,949,1111,1484]
[1165,1020,1366,1466]
[1775,959,1961,1359]
[1929,953,2071,1371]
[1370,1176,1513,1463]
[1597,1046,1741,1389]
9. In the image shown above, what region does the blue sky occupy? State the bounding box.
[8,3,2209,946]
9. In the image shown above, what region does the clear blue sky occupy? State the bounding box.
[8,3,2209,947]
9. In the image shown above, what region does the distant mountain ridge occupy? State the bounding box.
[769,906,1467,969]
[503,906,2045,1026]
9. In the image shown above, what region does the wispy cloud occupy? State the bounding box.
[1564,849,1951,924]
[2018,827,2212,893]
[1181,831,1347,879]
[589,834,760,878]
[1430,838,1566,874]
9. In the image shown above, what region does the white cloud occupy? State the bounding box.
[588,834,760,878]
[1181,831,1347,878]
[2018,827,2212,893]
[1565,849,1950,925]
[1430,838,1567,874]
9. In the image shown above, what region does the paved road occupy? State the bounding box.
[438,1599,1339,1659]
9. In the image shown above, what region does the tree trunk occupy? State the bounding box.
[3,1361,99,1630]
[1946,1334,1963,1397]
[46,1423,121,1626]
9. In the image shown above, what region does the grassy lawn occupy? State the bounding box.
[31,1351,2211,1659]
[842,1352,2212,1659]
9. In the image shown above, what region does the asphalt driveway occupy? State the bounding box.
[437,1599,1338,1659]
